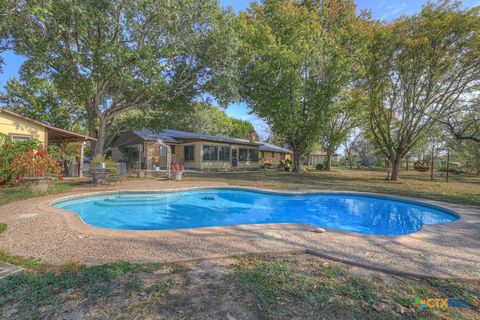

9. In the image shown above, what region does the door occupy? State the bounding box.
[231,148,238,168]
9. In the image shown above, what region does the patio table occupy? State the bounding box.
[90,168,112,186]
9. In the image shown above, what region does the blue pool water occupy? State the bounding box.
[54,188,458,235]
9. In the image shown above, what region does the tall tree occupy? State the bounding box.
[0,78,84,130]
[111,103,257,140]
[7,0,238,156]
[237,0,366,172]
[364,2,480,180]
[320,90,361,170]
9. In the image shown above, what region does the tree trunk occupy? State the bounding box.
[93,118,107,157]
[86,101,98,153]
[390,154,401,181]
[324,153,332,170]
[293,150,302,173]
[348,152,353,169]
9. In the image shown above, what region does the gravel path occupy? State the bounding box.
[0,180,479,280]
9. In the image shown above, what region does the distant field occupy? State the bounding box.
[187,168,480,208]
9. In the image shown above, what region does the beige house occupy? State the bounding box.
[0,109,96,176]
[110,129,291,171]
[259,143,292,166]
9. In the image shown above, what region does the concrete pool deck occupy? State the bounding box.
[0,180,479,280]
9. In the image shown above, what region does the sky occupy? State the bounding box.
[0,0,478,139]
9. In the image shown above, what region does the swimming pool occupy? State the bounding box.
[54,188,458,235]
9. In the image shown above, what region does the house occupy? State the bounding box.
[0,109,96,176]
[110,129,292,171]
[259,143,292,166]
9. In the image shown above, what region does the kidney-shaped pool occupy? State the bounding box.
[53,188,458,235]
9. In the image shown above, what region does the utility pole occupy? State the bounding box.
[430,148,434,181]
[446,149,450,183]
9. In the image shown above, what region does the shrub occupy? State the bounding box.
[91,156,118,174]
[315,163,324,171]
[0,133,63,185]
[11,146,64,182]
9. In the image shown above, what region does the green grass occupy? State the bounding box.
[188,168,480,208]
[0,180,84,206]
[0,249,41,270]
[0,223,6,235]
[0,254,478,319]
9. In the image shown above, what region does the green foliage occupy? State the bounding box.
[112,103,257,140]
[0,78,85,130]
[364,2,480,180]
[0,133,42,184]
[278,159,295,172]
[6,0,239,156]
[315,163,324,171]
[91,156,118,175]
[236,0,366,172]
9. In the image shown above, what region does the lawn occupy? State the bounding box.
[187,168,480,208]
[0,180,84,207]
[0,253,478,319]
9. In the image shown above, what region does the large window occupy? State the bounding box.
[249,149,259,162]
[219,146,230,161]
[239,148,248,162]
[10,134,33,142]
[203,145,218,161]
[184,145,195,161]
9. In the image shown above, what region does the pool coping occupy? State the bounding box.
[41,186,464,239]
[0,183,471,280]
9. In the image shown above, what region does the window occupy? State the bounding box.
[239,148,248,162]
[203,145,218,161]
[219,146,230,161]
[184,145,195,161]
[170,145,175,154]
[10,134,33,142]
[249,149,259,162]
[160,145,166,156]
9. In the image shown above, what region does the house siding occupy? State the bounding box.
[0,112,46,144]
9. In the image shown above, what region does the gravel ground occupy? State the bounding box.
[0,179,479,280]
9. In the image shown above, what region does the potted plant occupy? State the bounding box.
[11,146,64,192]
[171,163,184,181]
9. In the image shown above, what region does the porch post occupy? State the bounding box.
[79,141,85,178]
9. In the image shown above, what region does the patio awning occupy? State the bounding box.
[46,126,96,142]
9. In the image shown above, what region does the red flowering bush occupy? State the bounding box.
[11,147,63,180]
[1,133,64,185]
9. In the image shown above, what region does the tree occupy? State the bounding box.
[111,103,257,140]
[352,135,377,167]
[237,0,366,172]
[0,78,84,130]
[439,95,480,143]
[364,2,480,180]
[7,0,238,156]
[320,90,361,170]
[342,128,361,169]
